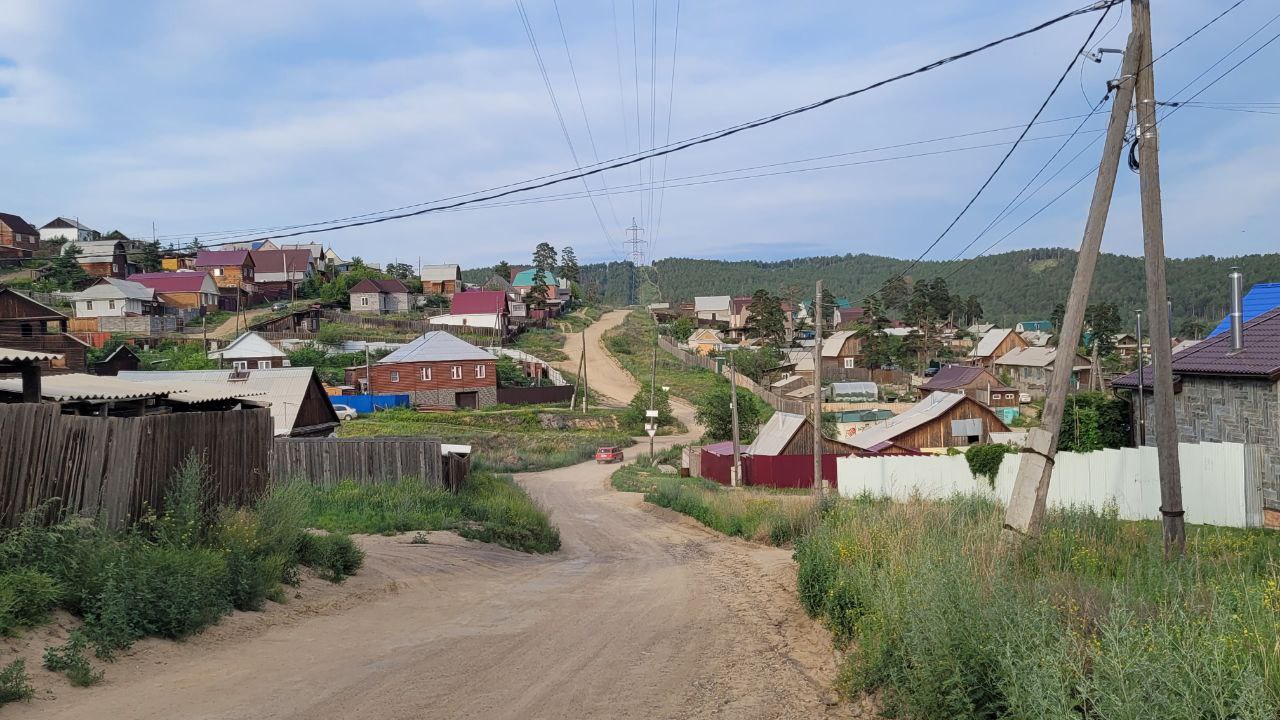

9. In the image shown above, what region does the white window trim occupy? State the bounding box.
[421,367,431,381]
[232,360,248,372]
[475,364,485,379]
[361,296,369,306]
[85,300,93,310]
[257,360,271,370]
[843,358,857,369]
[390,370,400,383]
[213,268,224,276]
[451,365,462,380]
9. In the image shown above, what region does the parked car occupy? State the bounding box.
[333,404,358,421]
[595,446,624,464]
[923,366,940,377]
[271,302,289,311]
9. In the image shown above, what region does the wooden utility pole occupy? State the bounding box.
[580,329,589,413]
[812,279,825,497]
[1135,309,1146,446]
[1003,24,1142,540]
[649,319,659,458]
[1132,0,1184,556]
[729,350,742,487]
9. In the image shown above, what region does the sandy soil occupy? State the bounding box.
[209,307,272,339]
[7,309,844,719]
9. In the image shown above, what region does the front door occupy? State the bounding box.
[455,391,478,409]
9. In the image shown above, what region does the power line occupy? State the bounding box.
[649,0,682,265]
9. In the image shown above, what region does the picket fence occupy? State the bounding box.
[837,441,1263,528]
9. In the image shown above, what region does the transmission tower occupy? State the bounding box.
[625,218,646,265]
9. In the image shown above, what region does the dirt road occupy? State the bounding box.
[14,309,840,719]
[210,307,272,339]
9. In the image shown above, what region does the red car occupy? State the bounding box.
[595,446,624,464]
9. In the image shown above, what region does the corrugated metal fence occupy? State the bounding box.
[0,404,273,529]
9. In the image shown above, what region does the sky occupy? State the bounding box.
[1,0,1278,269]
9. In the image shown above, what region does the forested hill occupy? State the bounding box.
[565,249,1280,325]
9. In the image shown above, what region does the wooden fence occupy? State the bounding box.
[0,404,273,529]
[657,336,810,416]
[320,309,447,332]
[271,436,461,490]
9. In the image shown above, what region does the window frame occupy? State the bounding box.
[421,367,431,381]
[390,370,400,383]
[475,364,486,379]
[232,360,248,372]
[451,365,462,380]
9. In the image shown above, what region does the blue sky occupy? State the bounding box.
[1,0,1277,269]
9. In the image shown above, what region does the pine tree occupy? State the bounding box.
[559,247,580,282]
[138,240,163,272]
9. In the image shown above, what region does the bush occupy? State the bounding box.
[208,508,285,611]
[0,568,61,635]
[43,632,103,687]
[963,443,1018,488]
[298,534,364,583]
[0,659,33,705]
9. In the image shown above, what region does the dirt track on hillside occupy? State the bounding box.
[10,310,841,719]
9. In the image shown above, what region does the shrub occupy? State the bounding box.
[43,632,103,687]
[0,659,33,705]
[0,568,61,635]
[149,453,210,549]
[208,508,284,612]
[298,534,364,583]
[964,443,1018,488]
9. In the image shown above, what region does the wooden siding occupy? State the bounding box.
[292,376,343,436]
[890,397,1010,450]
[777,421,857,456]
[362,359,497,395]
[271,436,454,490]
[973,331,1029,369]
[156,291,218,310]
[207,264,251,289]
[0,223,38,253]
[0,404,272,529]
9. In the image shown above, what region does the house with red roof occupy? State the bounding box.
[1112,306,1280,524]
[128,272,220,311]
[428,290,509,332]
[194,250,255,291]
[349,278,411,314]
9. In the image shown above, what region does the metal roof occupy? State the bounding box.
[1210,282,1280,336]
[74,278,154,302]
[747,412,807,456]
[127,271,216,293]
[510,268,558,287]
[194,250,251,267]
[420,264,462,282]
[1114,306,1280,385]
[821,330,856,357]
[920,365,1012,392]
[969,328,1015,358]
[995,346,1089,370]
[693,295,730,312]
[63,240,122,264]
[0,347,62,362]
[378,331,493,364]
[450,290,508,315]
[118,367,323,435]
[0,373,173,401]
[847,392,967,450]
[207,332,286,360]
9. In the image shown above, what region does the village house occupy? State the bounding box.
[323,247,352,273]
[845,391,1009,452]
[1111,333,1140,359]
[727,296,753,338]
[64,239,129,278]
[207,332,288,371]
[1112,306,1280,524]
[510,268,565,317]
[1015,320,1053,333]
[820,330,864,379]
[194,250,256,302]
[694,295,732,324]
[92,344,141,376]
[686,328,724,356]
[38,217,97,246]
[353,331,497,409]
[917,364,1018,407]
[966,327,1029,371]
[349,278,412,315]
[127,272,222,311]
[118,367,337,436]
[429,290,509,331]
[0,288,89,373]
[993,346,1092,399]
[249,249,312,299]
[0,213,42,258]
[1208,281,1280,335]
[421,264,463,296]
[71,278,159,319]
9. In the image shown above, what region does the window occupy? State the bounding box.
[451,365,462,380]
[212,268,224,277]
[85,301,93,310]
[257,361,271,370]
[475,364,485,379]
[420,367,431,381]
[843,358,857,369]
[108,300,116,310]
[361,297,369,306]
[232,361,248,372]
[390,371,400,383]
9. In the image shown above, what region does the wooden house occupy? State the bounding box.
[65,240,129,278]
[966,327,1028,371]
[994,346,1092,399]
[846,392,1009,452]
[686,328,723,356]
[249,249,312,299]
[0,288,88,373]
[0,213,41,258]
[91,344,141,376]
[1111,333,1140,359]
[421,264,463,296]
[918,365,1018,407]
[207,332,288,371]
[820,330,864,379]
[194,250,256,297]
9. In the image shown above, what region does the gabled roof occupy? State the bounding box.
[378,331,493,363]
[0,213,39,236]
[1210,282,1280,336]
[481,274,514,292]
[687,328,722,343]
[128,271,216,293]
[730,296,753,314]
[969,328,1016,358]
[450,290,508,315]
[0,288,68,320]
[995,346,1090,370]
[510,268,558,287]
[1020,330,1053,347]
[63,240,123,264]
[1017,320,1053,332]
[967,323,995,336]
[118,367,326,435]
[349,278,409,294]
[40,217,91,232]
[0,373,171,401]
[821,330,857,357]
[1114,306,1280,385]
[249,249,311,274]
[421,264,462,282]
[694,295,731,312]
[74,277,154,302]
[194,250,252,267]
[847,392,969,450]
[747,411,808,456]
[0,347,62,362]
[919,365,1012,392]
[207,332,286,360]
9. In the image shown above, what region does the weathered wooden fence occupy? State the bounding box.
[0,404,273,529]
[271,437,461,490]
[657,336,810,416]
[496,385,575,405]
[320,309,447,332]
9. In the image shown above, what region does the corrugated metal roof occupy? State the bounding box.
[118,367,323,435]
[848,392,967,450]
[1114,306,1280,385]
[510,268,558,287]
[74,278,154,302]
[194,250,251,267]
[1210,282,1280,336]
[128,272,215,293]
[0,373,171,401]
[747,412,807,456]
[421,264,461,282]
[378,332,493,364]
[693,295,730,312]
[969,328,1014,358]
[996,346,1090,370]
[208,332,286,360]
[63,240,123,264]
[0,347,62,362]
[450,291,507,315]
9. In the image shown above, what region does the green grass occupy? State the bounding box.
[301,473,560,553]
[512,328,569,362]
[339,407,634,473]
[794,496,1280,718]
[642,476,821,547]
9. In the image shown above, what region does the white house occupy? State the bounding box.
[694,295,731,322]
[207,332,288,370]
[72,278,156,318]
[39,217,97,245]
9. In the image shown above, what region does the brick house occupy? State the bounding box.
[966,327,1029,371]
[0,213,41,258]
[349,278,411,314]
[420,264,462,296]
[352,331,496,409]
[1112,306,1280,524]
[918,364,1018,407]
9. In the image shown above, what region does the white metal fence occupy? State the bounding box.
[837,441,1262,528]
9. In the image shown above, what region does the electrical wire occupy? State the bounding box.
[649,0,681,265]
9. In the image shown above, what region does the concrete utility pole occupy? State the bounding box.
[812,279,825,497]
[1132,0,1184,556]
[729,350,742,487]
[1003,23,1142,541]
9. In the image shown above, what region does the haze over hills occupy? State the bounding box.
[530,248,1280,325]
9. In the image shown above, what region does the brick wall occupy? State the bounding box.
[364,359,496,407]
[1135,376,1280,509]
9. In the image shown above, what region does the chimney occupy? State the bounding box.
[1229,267,1245,353]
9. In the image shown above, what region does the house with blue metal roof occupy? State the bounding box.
[1210,282,1280,336]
